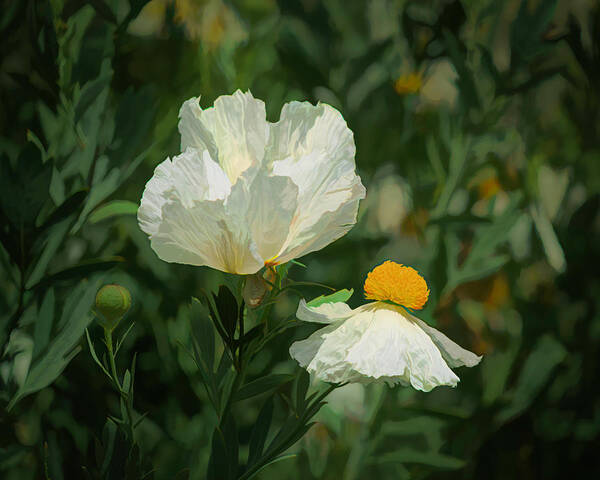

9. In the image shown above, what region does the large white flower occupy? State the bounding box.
[290,261,481,391]
[138,90,365,274]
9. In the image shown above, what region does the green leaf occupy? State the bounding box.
[8,277,103,410]
[496,335,567,425]
[74,72,112,125]
[444,199,522,292]
[207,416,238,480]
[293,370,310,414]
[26,129,48,163]
[32,288,55,360]
[29,257,124,291]
[215,349,233,385]
[190,298,215,373]
[122,369,131,394]
[213,285,239,340]
[242,454,297,480]
[443,30,480,110]
[45,432,65,480]
[26,217,73,289]
[49,167,65,206]
[307,288,353,308]
[467,201,522,262]
[98,419,130,477]
[88,200,138,223]
[234,374,295,402]
[85,329,111,379]
[114,321,135,355]
[0,146,52,227]
[129,353,137,397]
[530,204,566,273]
[109,87,155,167]
[482,313,522,405]
[510,0,558,63]
[73,165,121,231]
[38,190,88,232]
[248,398,274,466]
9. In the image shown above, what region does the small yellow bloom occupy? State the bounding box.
[364,261,430,310]
[478,176,502,199]
[394,72,423,95]
[484,274,510,309]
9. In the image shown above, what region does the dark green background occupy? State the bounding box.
[1,0,599,478]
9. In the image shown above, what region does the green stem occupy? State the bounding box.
[104,328,135,442]
[104,328,120,390]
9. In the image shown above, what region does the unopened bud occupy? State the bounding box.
[95,284,131,331]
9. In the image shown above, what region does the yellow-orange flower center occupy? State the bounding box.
[364,261,430,310]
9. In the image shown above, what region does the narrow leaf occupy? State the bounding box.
[88,200,139,224]
[234,374,295,402]
[307,288,353,308]
[248,398,274,466]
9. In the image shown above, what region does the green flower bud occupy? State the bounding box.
[95,284,131,331]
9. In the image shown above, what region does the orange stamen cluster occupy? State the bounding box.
[364,261,430,310]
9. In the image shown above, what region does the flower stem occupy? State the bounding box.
[104,328,120,390]
[104,327,135,442]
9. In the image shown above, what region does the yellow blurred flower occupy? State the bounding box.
[128,0,247,49]
[394,72,423,95]
[401,207,429,237]
[484,274,510,309]
[393,60,459,109]
[478,176,502,199]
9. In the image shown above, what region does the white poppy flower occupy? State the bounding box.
[290,261,481,391]
[138,90,365,274]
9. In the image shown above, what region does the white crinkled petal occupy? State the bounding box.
[289,322,341,372]
[178,90,269,184]
[139,149,263,273]
[225,168,298,263]
[344,305,459,391]
[290,316,369,384]
[267,102,366,263]
[296,299,355,324]
[143,93,367,273]
[410,314,482,368]
[138,148,231,237]
[149,197,263,274]
[290,303,464,391]
[137,160,173,237]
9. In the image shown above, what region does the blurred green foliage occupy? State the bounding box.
[1,0,600,478]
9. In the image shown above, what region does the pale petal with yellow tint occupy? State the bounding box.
[267,101,365,264]
[140,91,366,274]
[289,322,343,375]
[410,314,482,368]
[139,148,262,273]
[290,301,480,391]
[225,168,298,264]
[178,90,269,183]
[138,148,230,237]
[343,304,459,391]
[150,196,263,273]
